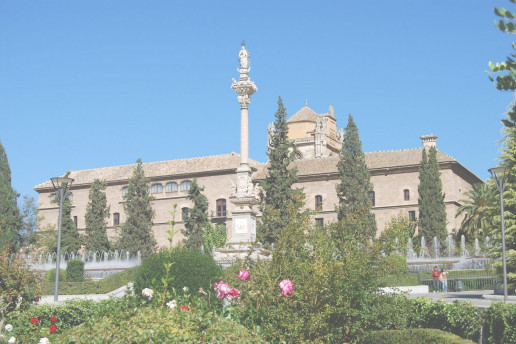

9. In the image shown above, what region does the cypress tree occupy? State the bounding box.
[84,179,111,252]
[259,96,304,244]
[117,159,156,258]
[0,140,22,252]
[335,114,376,238]
[181,178,209,250]
[418,146,447,244]
[51,184,82,254]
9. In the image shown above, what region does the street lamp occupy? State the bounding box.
[50,176,74,302]
[489,166,510,302]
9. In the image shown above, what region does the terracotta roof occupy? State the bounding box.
[34,153,259,190]
[287,105,319,123]
[253,148,457,179]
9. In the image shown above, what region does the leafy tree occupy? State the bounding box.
[19,195,38,248]
[182,178,209,250]
[417,146,447,245]
[203,223,227,255]
[378,213,416,256]
[117,159,156,258]
[50,186,82,254]
[84,179,111,252]
[0,140,22,252]
[259,96,304,244]
[335,114,376,238]
[455,182,497,240]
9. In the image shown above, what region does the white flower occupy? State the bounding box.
[4,324,13,332]
[141,288,154,300]
[39,338,49,344]
[166,300,177,309]
[183,286,188,293]
[8,336,16,344]
[0,334,5,339]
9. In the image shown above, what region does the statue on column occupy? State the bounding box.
[239,42,248,69]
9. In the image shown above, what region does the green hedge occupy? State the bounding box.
[41,267,139,295]
[66,259,85,282]
[358,329,476,344]
[482,302,516,344]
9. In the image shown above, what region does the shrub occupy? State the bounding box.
[133,248,223,299]
[53,306,266,343]
[66,259,85,282]
[45,268,67,282]
[482,302,516,344]
[358,329,476,344]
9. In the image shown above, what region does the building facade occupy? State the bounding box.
[34,103,483,248]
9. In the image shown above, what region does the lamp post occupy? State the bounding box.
[489,166,510,302]
[50,176,74,302]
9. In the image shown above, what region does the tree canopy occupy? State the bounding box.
[181,178,209,250]
[84,179,111,252]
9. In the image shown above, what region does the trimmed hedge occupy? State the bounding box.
[66,259,85,282]
[483,302,516,344]
[359,329,476,344]
[133,248,223,298]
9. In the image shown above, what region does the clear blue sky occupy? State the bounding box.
[1,1,514,202]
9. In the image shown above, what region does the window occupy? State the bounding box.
[68,192,73,200]
[315,195,323,211]
[50,193,56,202]
[166,182,178,192]
[181,181,192,191]
[73,216,78,227]
[182,207,189,219]
[216,199,227,217]
[122,187,128,196]
[114,213,120,226]
[369,191,375,207]
[315,218,324,228]
[151,184,163,194]
[409,211,416,221]
[404,189,410,201]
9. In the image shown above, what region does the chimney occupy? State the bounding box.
[420,134,437,149]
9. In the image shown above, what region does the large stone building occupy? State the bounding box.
[34,103,482,247]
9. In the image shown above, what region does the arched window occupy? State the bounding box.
[151,184,163,194]
[122,187,128,196]
[181,207,189,220]
[166,182,178,192]
[404,189,410,201]
[315,218,324,228]
[73,216,78,226]
[369,191,375,207]
[50,193,56,202]
[181,181,192,191]
[216,199,227,217]
[315,195,323,211]
[67,192,73,200]
[113,213,120,226]
[409,210,416,221]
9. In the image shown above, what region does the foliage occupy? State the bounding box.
[0,140,22,253]
[379,254,408,276]
[181,179,209,250]
[66,259,85,282]
[0,248,41,329]
[379,213,416,255]
[133,248,222,302]
[482,301,516,344]
[258,96,304,244]
[230,201,386,343]
[418,146,448,246]
[203,223,227,254]
[335,114,376,238]
[84,179,110,252]
[52,306,266,344]
[117,158,156,259]
[358,328,476,344]
[455,182,497,240]
[19,195,39,249]
[44,268,67,283]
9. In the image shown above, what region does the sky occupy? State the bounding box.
[1,1,514,202]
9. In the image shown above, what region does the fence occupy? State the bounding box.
[416,270,497,292]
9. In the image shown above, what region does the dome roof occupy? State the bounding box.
[287,105,318,123]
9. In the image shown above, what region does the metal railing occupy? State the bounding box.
[417,272,497,292]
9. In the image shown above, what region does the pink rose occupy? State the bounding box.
[236,269,250,280]
[213,280,231,299]
[279,279,294,297]
[228,288,241,299]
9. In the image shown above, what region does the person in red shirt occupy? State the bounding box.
[432,266,440,293]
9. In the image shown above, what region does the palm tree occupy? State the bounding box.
[455,182,497,240]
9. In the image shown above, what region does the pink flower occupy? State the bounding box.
[180,305,189,311]
[236,269,250,280]
[30,317,39,325]
[213,280,231,299]
[228,288,240,299]
[49,325,57,334]
[279,279,294,297]
[50,316,57,323]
